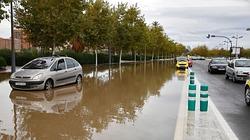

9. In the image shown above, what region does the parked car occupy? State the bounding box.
[188,58,193,67]
[208,58,228,73]
[225,59,250,82]
[9,56,83,90]
[244,80,250,106]
[176,57,188,69]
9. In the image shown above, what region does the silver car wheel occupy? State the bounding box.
[45,80,53,90]
[76,75,82,85]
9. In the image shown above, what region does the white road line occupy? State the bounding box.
[208,97,239,140]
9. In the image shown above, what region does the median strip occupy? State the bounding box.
[174,69,239,140]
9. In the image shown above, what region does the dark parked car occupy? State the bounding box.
[208,58,228,73]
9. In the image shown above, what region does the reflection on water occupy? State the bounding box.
[1,62,179,140]
[175,69,188,81]
[10,83,83,114]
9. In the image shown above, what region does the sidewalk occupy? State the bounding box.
[174,76,238,140]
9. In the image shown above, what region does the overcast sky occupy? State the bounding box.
[0,0,250,49]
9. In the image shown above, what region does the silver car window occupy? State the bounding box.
[57,59,66,70]
[72,59,80,67]
[235,60,250,67]
[66,58,75,69]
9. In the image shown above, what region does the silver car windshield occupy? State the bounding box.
[235,60,250,67]
[22,58,55,69]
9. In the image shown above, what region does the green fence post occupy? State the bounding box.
[188,84,196,111]
[200,84,208,112]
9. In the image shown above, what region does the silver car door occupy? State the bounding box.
[54,59,68,86]
[229,62,235,76]
[65,58,77,83]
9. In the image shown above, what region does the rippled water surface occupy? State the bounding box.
[0,62,187,140]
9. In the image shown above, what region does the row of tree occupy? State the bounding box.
[1,0,186,66]
[190,45,230,57]
[190,45,250,58]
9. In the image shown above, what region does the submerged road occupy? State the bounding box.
[192,60,250,140]
[0,63,185,140]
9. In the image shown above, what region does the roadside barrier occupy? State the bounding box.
[190,79,195,84]
[188,84,196,111]
[190,71,194,76]
[200,84,208,112]
[188,71,209,112]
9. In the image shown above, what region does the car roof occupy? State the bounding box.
[37,56,74,61]
[234,58,250,61]
[212,58,227,60]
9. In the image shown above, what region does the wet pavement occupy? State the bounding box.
[0,62,187,140]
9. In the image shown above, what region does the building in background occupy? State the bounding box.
[0,29,32,51]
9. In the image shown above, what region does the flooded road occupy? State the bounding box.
[0,62,187,140]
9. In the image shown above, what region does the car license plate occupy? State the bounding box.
[15,82,26,86]
[218,68,225,70]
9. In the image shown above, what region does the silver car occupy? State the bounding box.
[225,59,250,82]
[9,56,83,90]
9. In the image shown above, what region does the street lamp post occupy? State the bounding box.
[232,35,243,58]
[207,34,233,59]
[223,41,229,51]
[10,0,16,73]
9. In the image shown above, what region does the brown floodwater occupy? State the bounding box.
[0,62,187,140]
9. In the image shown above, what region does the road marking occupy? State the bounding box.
[208,96,239,140]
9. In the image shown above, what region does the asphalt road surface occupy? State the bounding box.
[192,60,250,140]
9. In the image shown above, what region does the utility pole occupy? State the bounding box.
[11,0,16,73]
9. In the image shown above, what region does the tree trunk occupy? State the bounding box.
[109,46,111,66]
[52,42,55,56]
[119,49,122,65]
[140,53,142,62]
[134,51,136,63]
[95,49,98,67]
[144,46,146,63]
[157,51,160,60]
[151,51,154,61]
[162,52,164,63]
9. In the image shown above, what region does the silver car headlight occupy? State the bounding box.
[10,73,15,79]
[32,73,43,80]
[236,71,243,75]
